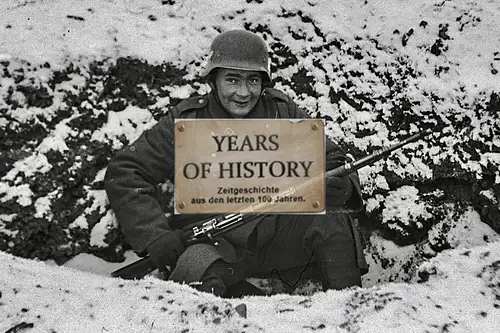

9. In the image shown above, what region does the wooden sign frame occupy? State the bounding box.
[174,119,325,214]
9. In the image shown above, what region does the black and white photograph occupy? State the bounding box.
[1,0,499,332]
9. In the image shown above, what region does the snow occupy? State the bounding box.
[33,194,53,218]
[164,85,198,99]
[381,186,432,231]
[0,183,33,206]
[0,213,18,237]
[3,154,52,181]
[428,206,500,250]
[69,190,110,231]
[2,240,500,332]
[90,105,157,149]
[481,189,498,203]
[1,0,500,331]
[89,209,117,247]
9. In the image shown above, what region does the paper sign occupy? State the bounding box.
[174,119,325,214]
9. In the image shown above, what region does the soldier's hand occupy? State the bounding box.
[325,176,353,205]
[147,230,185,271]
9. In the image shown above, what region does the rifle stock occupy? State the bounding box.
[110,129,432,280]
[111,256,156,279]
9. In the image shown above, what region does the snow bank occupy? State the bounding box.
[2,239,500,332]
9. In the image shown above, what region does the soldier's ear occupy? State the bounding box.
[202,71,217,92]
[209,80,216,92]
[261,72,273,89]
[207,68,219,91]
[208,75,217,92]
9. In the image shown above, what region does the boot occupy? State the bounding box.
[194,259,249,298]
[194,272,227,297]
[314,240,362,291]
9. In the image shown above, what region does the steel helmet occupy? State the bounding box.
[200,29,271,83]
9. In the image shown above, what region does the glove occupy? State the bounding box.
[147,230,185,270]
[325,176,353,206]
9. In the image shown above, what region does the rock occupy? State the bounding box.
[235,303,247,318]
[4,322,34,333]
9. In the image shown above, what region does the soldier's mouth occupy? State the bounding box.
[234,101,249,107]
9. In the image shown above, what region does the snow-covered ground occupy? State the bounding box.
[2,239,500,332]
[1,0,500,331]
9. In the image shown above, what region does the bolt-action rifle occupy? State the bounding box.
[111,129,432,280]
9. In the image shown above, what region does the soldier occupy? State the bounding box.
[104,29,368,297]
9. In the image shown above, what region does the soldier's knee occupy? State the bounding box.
[314,240,362,290]
[168,243,223,284]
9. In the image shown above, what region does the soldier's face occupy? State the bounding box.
[214,68,263,117]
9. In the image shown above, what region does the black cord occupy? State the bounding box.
[270,249,316,288]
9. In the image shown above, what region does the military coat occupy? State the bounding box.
[104,88,366,281]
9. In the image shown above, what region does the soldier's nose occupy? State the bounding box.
[236,83,250,97]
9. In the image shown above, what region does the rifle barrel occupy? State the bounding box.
[327,129,430,177]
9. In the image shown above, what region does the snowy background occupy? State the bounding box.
[1,0,499,331]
